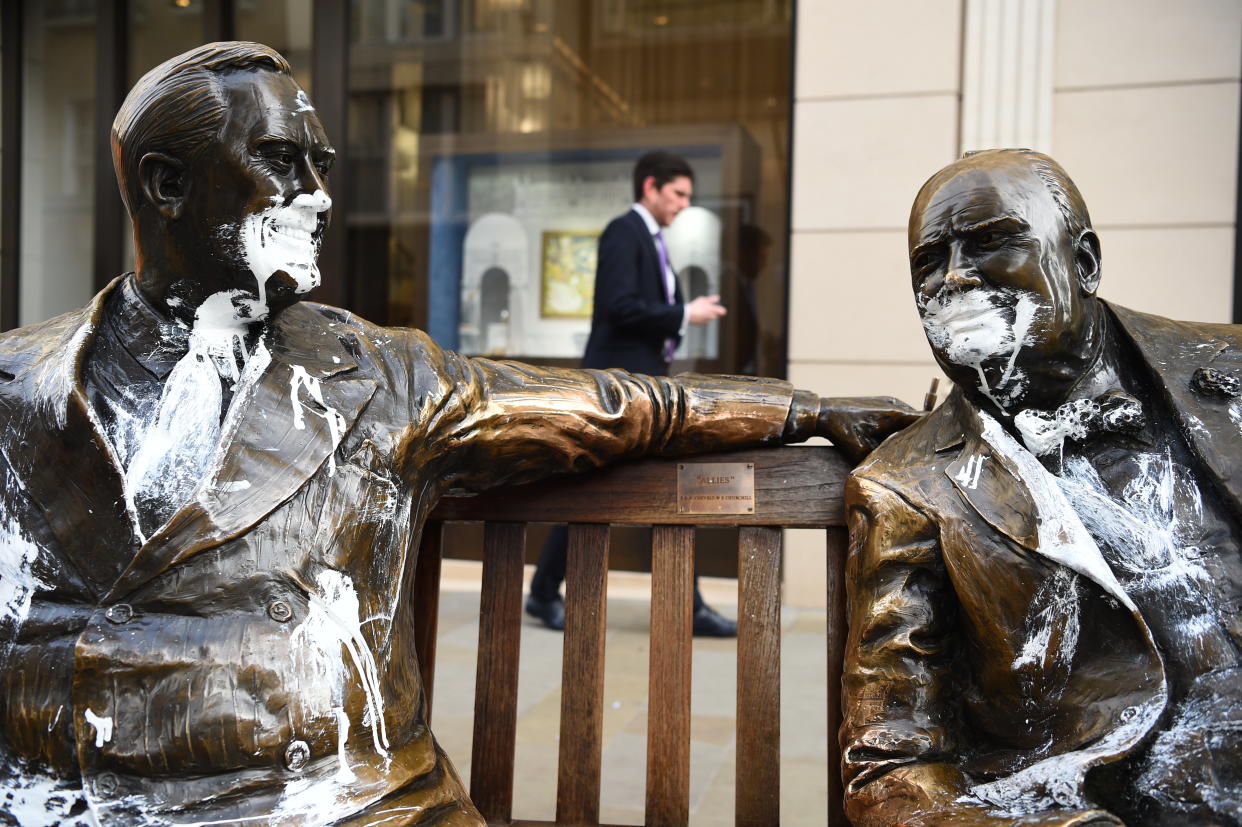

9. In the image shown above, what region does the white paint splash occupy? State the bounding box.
[921,288,1041,410]
[1013,566,1080,671]
[295,90,316,113]
[290,570,390,759]
[0,769,89,827]
[0,512,49,635]
[214,480,251,493]
[1014,398,1098,457]
[83,709,113,748]
[241,190,331,298]
[290,365,347,476]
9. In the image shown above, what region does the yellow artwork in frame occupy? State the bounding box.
[540,230,599,319]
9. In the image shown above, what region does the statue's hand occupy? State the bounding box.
[817,396,922,463]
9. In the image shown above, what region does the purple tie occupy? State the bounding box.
[654,232,676,363]
[654,231,675,303]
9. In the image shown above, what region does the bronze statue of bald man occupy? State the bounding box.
[0,42,913,825]
[844,149,1242,826]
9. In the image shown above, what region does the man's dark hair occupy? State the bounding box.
[112,41,293,216]
[632,151,694,202]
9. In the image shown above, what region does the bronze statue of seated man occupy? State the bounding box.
[0,41,914,825]
[844,148,1242,827]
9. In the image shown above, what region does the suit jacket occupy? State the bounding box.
[0,277,821,826]
[581,209,684,375]
[842,303,1242,827]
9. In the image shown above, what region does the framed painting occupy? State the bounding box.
[540,230,599,319]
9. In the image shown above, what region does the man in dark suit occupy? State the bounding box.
[0,43,917,825]
[844,149,1242,826]
[526,151,738,636]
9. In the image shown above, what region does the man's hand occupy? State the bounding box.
[686,295,726,325]
[818,396,922,463]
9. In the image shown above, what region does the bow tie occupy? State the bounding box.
[1014,389,1145,457]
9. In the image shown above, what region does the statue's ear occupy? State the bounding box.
[1075,229,1101,295]
[138,152,187,220]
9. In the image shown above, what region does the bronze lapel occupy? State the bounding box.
[105,304,378,600]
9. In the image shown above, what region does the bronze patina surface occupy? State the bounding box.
[0,42,915,825]
[844,149,1242,826]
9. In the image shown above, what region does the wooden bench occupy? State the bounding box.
[413,445,852,826]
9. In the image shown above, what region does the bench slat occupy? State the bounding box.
[735,526,782,827]
[470,522,526,823]
[645,525,695,827]
[556,524,610,825]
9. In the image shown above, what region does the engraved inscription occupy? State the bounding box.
[677,462,755,515]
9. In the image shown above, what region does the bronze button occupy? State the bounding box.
[104,604,134,624]
[283,739,310,771]
[94,772,119,797]
[267,600,294,623]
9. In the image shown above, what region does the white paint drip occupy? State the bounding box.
[241,190,331,297]
[332,706,356,783]
[921,288,1041,410]
[954,454,986,489]
[1013,566,1080,671]
[83,709,113,748]
[289,365,347,476]
[290,570,390,758]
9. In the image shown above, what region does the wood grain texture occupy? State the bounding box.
[432,446,848,528]
[736,526,782,827]
[556,524,610,826]
[645,525,695,827]
[413,521,444,722]
[825,526,848,827]
[470,522,526,823]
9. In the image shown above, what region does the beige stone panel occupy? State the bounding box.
[791,95,959,232]
[1096,226,1235,324]
[788,360,946,413]
[789,230,931,363]
[1056,0,1242,89]
[796,0,961,99]
[1053,82,1240,227]
[784,529,831,609]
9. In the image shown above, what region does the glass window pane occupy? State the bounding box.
[236,0,314,92]
[128,0,204,86]
[20,0,98,326]
[346,0,792,376]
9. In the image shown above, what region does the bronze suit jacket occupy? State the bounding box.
[843,303,1242,827]
[0,279,821,826]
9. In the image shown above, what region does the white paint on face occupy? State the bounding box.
[920,288,1042,410]
[83,709,113,748]
[241,190,331,298]
[290,570,390,760]
[289,365,347,477]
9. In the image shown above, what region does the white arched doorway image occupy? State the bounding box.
[461,213,529,356]
[663,206,722,360]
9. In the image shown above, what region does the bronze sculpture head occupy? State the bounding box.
[908,149,1105,415]
[113,42,335,327]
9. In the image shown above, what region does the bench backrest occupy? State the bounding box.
[414,445,851,826]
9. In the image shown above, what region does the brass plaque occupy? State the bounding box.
[677,462,755,515]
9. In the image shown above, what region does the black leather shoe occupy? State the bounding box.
[692,603,738,637]
[525,593,565,631]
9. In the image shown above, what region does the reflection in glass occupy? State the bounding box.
[347,0,792,375]
[237,0,314,91]
[20,0,98,326]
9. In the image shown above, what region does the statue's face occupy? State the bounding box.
[908,158,1091,412]
[174,69,335,319]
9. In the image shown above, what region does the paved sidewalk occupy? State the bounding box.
[429,561,832,826]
